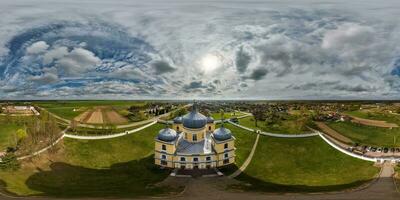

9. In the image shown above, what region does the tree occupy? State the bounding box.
[70,119,78,132]
[251,108,266,127]
[16,129,27,145]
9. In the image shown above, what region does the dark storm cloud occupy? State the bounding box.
[235,46,251,73]
[152,60,176,74]
[248,67,268,81]
[183,81,207,90]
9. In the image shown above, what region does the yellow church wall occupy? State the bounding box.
[155,140,176,154]
[173,123,183,132]
[206,123,215,132]
[213,139,235,153]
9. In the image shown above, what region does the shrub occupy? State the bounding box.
[0,153,20,171]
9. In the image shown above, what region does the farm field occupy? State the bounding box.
[0,123,181,197]
[34,101,148,120]
[234,135,379,192]
[326,121,400,147]
[74,107,128,125]
[238,116,311,134]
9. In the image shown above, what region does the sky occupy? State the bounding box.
[1,0,400,100]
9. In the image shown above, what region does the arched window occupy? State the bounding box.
[208,126,211,131]
[177,126,180,131]
[224,143,228,149]
[161,154,167,160]
[162,144,166,151]
[193,134,197,141]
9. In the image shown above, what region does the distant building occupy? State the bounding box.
[154,103,235,169]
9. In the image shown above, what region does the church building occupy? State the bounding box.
[154,103,235,169]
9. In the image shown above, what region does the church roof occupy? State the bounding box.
[157,127,177,142]
[213,125,232,141]
[182,103,207,129]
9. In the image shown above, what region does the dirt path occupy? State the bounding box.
[349,116,398,128]
[315,122,353,144]
[229,134,260,178]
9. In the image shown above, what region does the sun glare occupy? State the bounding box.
[201,54,221,73]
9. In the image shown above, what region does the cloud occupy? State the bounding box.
[248,67,268,81]
[235,46,251,73]
[1,1,400,99]
[56,47,101,76]
[322,23,374,50]
[28,72,58,84]
[26,41,49,54]
[43,46,69,64]
[151,60,176,74]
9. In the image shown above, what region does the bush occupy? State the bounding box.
[0,153,20,171]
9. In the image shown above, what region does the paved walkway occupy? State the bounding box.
[64,121,157,140]
[17,127,69,160]
[229,133,260,178]
[228,120,319,138]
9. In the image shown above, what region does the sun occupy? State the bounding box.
[201,54,221,73]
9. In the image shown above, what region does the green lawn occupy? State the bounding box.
[238,116,310,134]
[0,124,22,150]
[326,121,400,147]
[211,112,244,120]
[235,135,379,192]
[0,123,181,197]
[217,123,257,175]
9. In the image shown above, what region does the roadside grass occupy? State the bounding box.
[211,112,244,120]
[238,116,310,134]
[326,121,400,147]
[0,123,181,197]
[217,123,257,175]
[345,110,400,125]
[233,135,379,192]
[65,122,152,136]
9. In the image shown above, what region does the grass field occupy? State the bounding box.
[210,112,244,120]
[0,123,181,197]
[345,110,400,125]
[238,116,310,134]
[326,121,400,147]
[217,123,257,175]
[234,135,379,192]
[0,124,22,150]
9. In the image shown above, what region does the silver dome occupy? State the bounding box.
[182,104,207,129]
[213,126,232,141]
[173,116,183,124]
[206,116,214,123]
[157,128,177,142]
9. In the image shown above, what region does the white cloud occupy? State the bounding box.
[26,41,49,54]
[43,46,69,64]
[55,47,101,76]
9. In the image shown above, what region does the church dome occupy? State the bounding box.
[206,116,214,123]
[157,128,177,142]
[182,103,207,129]
[213,126,232,141]
[173,116,183,124]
